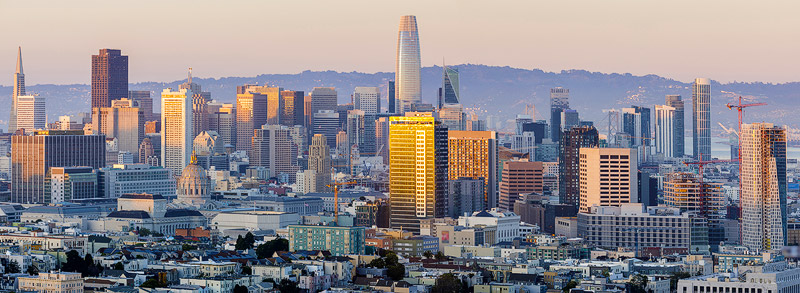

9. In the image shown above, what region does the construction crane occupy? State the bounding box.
[726,96,766,244]
[326,180,356,225]
[726,96,767,162]
[683,159,735,217]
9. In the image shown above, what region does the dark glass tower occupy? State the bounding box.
[92,49,129,108]
[388,80,396,113]
[550,88,569,143]
[558,126,599,207]
[438,65,460,108]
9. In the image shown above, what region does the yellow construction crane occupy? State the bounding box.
[326,180,357,225]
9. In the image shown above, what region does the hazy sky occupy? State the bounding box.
[2,0,799,85]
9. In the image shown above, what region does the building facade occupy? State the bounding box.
[161,88,193,175]
[559,126,599,207]
[692,78,711,160]
[448,130,498,209]
[665,95,685,157]
[12,131,105,204]
[578,147,638,213]
[740,123,787,251]
[91,49,128,109]
[389,113,448,233]
[395,15,421,114]
[287,225,365,256]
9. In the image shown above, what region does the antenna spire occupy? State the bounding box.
[188,67,192,84]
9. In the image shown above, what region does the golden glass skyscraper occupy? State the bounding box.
[389,113,447,233]
[447,130,498,209]
[395,15,421,114]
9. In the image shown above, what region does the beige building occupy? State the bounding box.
[578,147,638,213]
[92,98,145,156]
[307,134,331,193]
[251,124,298,182]
[18,272,84,293]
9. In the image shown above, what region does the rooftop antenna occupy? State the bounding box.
[188,67,193,84]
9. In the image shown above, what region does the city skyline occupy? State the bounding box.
[3,1,800,85]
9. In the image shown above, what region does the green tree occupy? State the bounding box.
[113,262,125,270]
[138,228,151,237]
[62,250,84,274]
[276,279,300,293]
[669,272,692,292]
[563,280,578,293]
[5,259,20,274]
[244,232,255,248]
[233,284,249,293]
[431,273,463,293]
[26,264,39,275]
[140,279,163,288]
[628,274,649,293]
[182,244,197,251]
[241,265,252,275]
[256,238,289,259]
[423,251,434,259]
[434,251,446,261]
[84,253,103,277]
[386,263,405,281]
[369,258,386,268]
[235,235,248,250]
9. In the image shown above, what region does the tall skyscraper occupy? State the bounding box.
[248,86,283,126]
[179,68,212,138]
[438,65,460,108]
[654,105,676,157]
[559,126,599,206]
[310,87,337,120]
[395,15,421,114]
[666,95,685,157]
[561,109,580,131]
[92,98,145,156]
[235,91,268,156]
[308,134,332,193]
[741,123,787,251]
[692,78,711,160]
[16,95,46,132]
[389,113,447,233]
[387,80,396,113]
[206,101,236,148]
[578,147,638,213]
[353,87,381,115]
[129,90,155,121]
[252,125,298,182]
[312,110,340,149]
[280,90,304,127]
[9,47,25,133]
[550,87,570,142]
[622,106,651,146]
[91,49,128,108]
[11,130,105,204]
[448,130,498,209]
[437,104,466,131]
[499,161,543,211]
[160,88,192,175]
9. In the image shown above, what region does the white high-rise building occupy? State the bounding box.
[16,95,46,132]
[353,87,380,114]
[395,15,421,114]
[579,147,638,213]
[511,131,536,157]
[654,105,675,157]
[741,123,787,251]
[160,88,193,175]
[693,78,711,160]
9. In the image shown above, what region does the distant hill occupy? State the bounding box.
[1,64,798,134]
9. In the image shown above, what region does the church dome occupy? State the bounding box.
[178,152,211,205]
